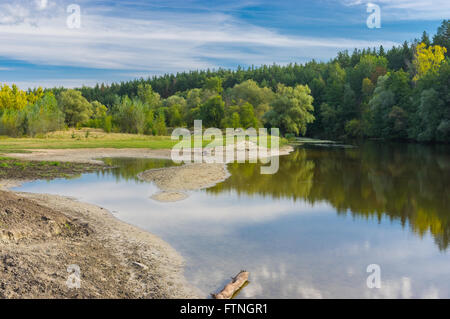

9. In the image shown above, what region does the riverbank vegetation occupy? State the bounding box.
[0,156,105,180]
[0,128,286,153]
[0,129,177,151]
[0,21,449,143]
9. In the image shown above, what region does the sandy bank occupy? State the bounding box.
[138,163,230,202]
[4,144,294,165]
[0,189,200,298]
[5,148,173,164]
[0,179,26,191]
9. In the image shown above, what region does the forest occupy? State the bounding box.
[0,20,449,143]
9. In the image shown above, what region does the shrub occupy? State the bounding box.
[25,93,65,136]
[0,109,22,136]
[112,96,148,134]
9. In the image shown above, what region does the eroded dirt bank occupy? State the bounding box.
[0,190,199,298]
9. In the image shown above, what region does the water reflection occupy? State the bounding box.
[97,157,180,182]
[207,143,450,250]
[15,143,450,298]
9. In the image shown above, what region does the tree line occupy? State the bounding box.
[0,20,449,142]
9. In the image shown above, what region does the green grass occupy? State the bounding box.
[0,157,62,168]
[0,149,32,154]
[0,156,103,180]
[13,162,27,167]
[0,129,288,153]
[0,136,177,151]
[48,161,61,166]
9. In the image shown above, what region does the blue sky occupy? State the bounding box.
[0,0,448,89]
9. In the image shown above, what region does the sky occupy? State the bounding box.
[0,0,448,89]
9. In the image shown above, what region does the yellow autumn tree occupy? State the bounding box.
[413,42,447,81]
[0,84,28,110]
[26,87,44,105]
[0,84,44,110]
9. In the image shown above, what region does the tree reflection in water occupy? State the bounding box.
[207,142,450,251]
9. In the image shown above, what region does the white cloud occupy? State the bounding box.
[238,263,323,298]
[1,79,101,89]
[0,3,31,25]
[421,286,439,299]
[36,0,48,10]
[0,1,401,88]
[341,0,450,21]
[365,276,413,298]
[0,0,58,25]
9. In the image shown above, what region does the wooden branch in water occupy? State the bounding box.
[212,270,249,299]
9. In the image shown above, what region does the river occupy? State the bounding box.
[15,142,450,298]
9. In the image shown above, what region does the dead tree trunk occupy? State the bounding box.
[212,270,249,299]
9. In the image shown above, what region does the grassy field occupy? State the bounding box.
[0,128,287,153]
[0,129,177,152]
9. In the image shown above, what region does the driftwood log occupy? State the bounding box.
[212,270,249,299]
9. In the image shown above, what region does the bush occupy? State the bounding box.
[103,115,112,133]
[0,92,64,137]
[284,133,296,140]
[58,89,93,127]
[111,96,148,134]
[345,119,362,138]
[25,93,65,136]
[0,109,22,136]
[153,109,167,136]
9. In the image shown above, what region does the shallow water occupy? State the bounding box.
[15,142,450,298]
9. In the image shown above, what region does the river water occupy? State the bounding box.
[15,142,450,298]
